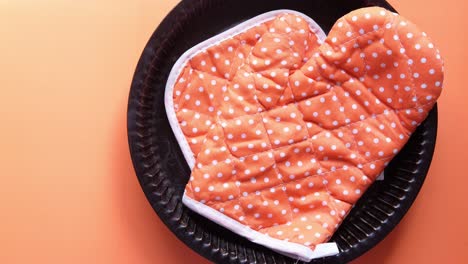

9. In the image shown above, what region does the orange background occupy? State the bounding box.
[0,0,467,263]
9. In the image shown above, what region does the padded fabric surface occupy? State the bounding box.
[165,7,444,262]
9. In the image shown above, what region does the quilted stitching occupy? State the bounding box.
[170,8,444,251]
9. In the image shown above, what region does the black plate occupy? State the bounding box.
[127,0,438,263]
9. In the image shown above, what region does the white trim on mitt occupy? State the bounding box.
[165,10,337,261]
[183,194,339,262]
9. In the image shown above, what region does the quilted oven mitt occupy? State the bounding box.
[165,7,444,261]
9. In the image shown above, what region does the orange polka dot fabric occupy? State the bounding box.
[166,7,444,261]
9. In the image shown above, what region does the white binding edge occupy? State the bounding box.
[183,194,338,262]
[164,10,339,261]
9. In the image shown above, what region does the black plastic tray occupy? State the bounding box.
[127,0,438,263]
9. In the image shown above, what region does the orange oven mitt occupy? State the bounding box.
[165,7,444,261]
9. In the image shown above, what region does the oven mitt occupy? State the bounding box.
[165,7,444,262]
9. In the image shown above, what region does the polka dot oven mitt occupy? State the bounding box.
[165,7,444,262]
